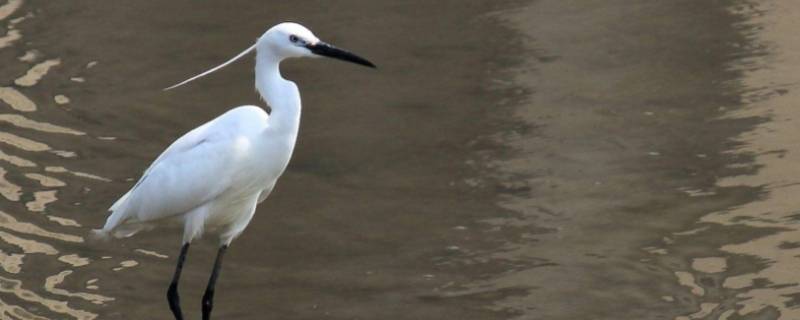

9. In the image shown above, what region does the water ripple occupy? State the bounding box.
[0,230,57,255]
[25,173,65,187]
[46,215,80,227]
[0,167,21,201]
[0,249,23,273]
[58,254,89,267]
[0,210,82,243]
[0,29,20,49]
[0,276,96,320]
[44,270,114,305]
[664,2,800,319]
[14,59,60,87]
[26,190,57,212]
[0,297,49,320]
[0,87,36,112]
[0,150,35,167]
[0,0,22,21]
[0,114,84,135]
[0,132,50,151]
[0,0,121,318]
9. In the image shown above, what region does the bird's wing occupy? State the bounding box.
[107,120,217,215]
[122,129,241,223]
[106,106,270,228]
[139,105,268,177]
[142,120,218,176]
[112,108,264,223]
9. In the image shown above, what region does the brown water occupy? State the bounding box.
[0,0,798,319]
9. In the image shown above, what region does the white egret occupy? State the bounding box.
[93,22,375,320]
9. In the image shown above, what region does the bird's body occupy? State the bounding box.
[101,104,297,244]
[94,22,374,320]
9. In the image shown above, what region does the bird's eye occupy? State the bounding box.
[289,35,299,43]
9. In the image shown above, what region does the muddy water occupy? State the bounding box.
[483,1,800,319]
[0,0,797,319]
[661,2,800,319]
[1,1,528,319]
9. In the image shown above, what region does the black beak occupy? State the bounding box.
[307,42,376,68]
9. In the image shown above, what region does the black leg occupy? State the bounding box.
[202,245,228,320]
[167,243,190,320]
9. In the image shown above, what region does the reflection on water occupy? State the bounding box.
[134,248,168,259]
[0,150,35,167]
[675,271,706,297]
[14,59,61,87]
[0,0,22,20]
[43,166,111,182]
[0,247,23,274]
[654,2,800,319]
[0,167,21,201]
[0,210,82,243]
[0,115,84,135]
[84,279,98,291]
[25,173,66,188]
[44,271,113,305]
[58,254,89,267]
[0,132,50,152]
[0,87,36,112]
[47,215,80,227]
[691,257,727,274]
[0,1,122,318]
[17,49,37,63]
[676,303,718,320]
[111,260,138,272]
[0,230,58,254]
[433,0,800,319]
[26,190,58,212]
[53,95,69,105]
[0,0,796,318]
[0,276,96,320]
[0,29,20,49]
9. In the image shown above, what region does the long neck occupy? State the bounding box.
[255,50,301,135]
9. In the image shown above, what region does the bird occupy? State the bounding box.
[93,22,375,320]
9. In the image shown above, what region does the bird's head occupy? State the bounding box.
[259,23,319,58]
[260,22,374,67]
[165,22,374,90]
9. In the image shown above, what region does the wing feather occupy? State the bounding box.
[125,136,238,222]
[105,106,268,229]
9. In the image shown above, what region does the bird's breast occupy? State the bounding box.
[230,132,295,195]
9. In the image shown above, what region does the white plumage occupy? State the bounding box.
[94,22,374,320]
[100,105,287,244]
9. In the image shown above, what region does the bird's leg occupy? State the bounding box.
[202,245,228,320]
[167,243,190,320]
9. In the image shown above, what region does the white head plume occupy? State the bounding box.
[163,43,257,91]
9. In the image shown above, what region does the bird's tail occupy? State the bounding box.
[89,224,148,240]
[89,215,150,242]
[90,190,135,243]
[88,228,112,243]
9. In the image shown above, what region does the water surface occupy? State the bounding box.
[0,1,798,319]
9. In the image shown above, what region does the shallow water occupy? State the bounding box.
[0,0,798,319]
